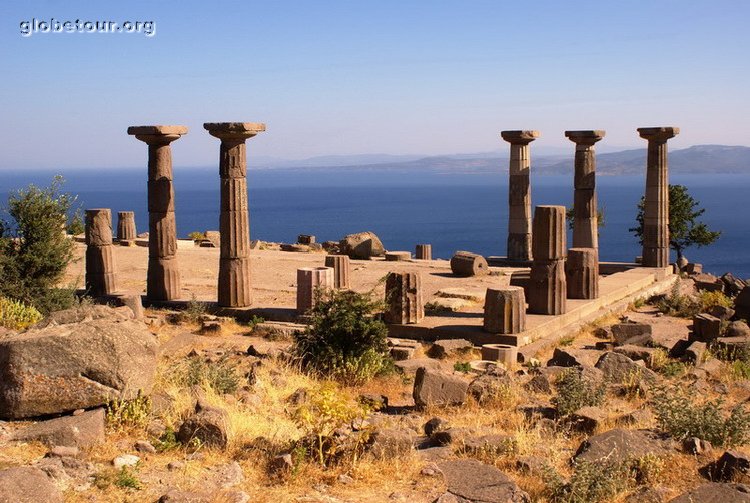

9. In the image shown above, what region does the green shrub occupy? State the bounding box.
[166,355,240,395]
[699,290,732,310]
[106,390,151,429]
[294,289,390,384]
[0,176,78,314]
[552,368,606,416]
[651,386,750,447]
[67,208,85,236]
[0,296,42,330]
[544,459,631,503]
[188,231,205,241]
[649,348,688,378]
[654,280,700,318]
[154,427,180,452]
[178,294,208,324]
[453,361,472,373]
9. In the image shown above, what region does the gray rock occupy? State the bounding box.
[178,402,229,449]
[708,450,750,482]
[437,459,529,503]
[727,321,750,338]
[568,406,608,434]
[429,339,473,359]
[524,374,552,394]
[12,408,105,448]
[669,483,750,502]
[424,417,450,437]
[413,368,468,407]
[339,231,385,259]
[269,453,293,476]
[0,307,158,419]
[595,351,657,384]
[45,446,79,458]
[625,486,671,503]
[0,466,63,503]
[135,440,156,453]
[685,341,707,364]
[574,428,671,464]
[113,454,140,469]
[612,322,652,345]
[613,344,659,364]
[395,358,443,374]
[369,428,414,458]
[468,372,513,405]
[547,347,601,367]
[158,489,213,502]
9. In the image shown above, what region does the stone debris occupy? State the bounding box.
[12,408,105,448]
[413,368,469,407]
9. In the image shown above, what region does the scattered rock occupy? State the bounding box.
[707,450,750,482]
[135,440,156,454]
[727,321,750,338]
[429,339,473,359]
[46,446,79,458]
[339,231,385,259]
[368,428,414,458]
[212,461,244,488]
[395,358,443,374]
[177,402,229,449]
[709,305,736,321]
[617,408,654,427]
[613,344,659,364]
[574,428,671,464]
[167,461,184,471]
[437,459,529,503]
[358,393,388,411]
[468,371,513,405]
[524,374,552,394]
[693,314,722,343]
[568,406,608,434]
[11,408,105,448]
[424,417,450,437]
[683,437,713,456]
[413,368,469,407]
[0,466,63,503]
[612,322,653,345]
[391,346,416,361]
[113,454,140,469]
[286,388,309,406]
[0,308,158,419]
[547,347,601,367]
[735,287,750,321]
[670,483,750,502]
[199,320,222,335]
[269,453,293,476]
[595,351,657,384]
[685,341,707,364]
[722,273,748,297]
[624,486,672,503]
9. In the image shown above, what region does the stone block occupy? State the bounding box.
[413,368,468,407]
[692,313,722,343]
[531,205,566,261]
[566,248,599,299]
[324,254,350,289]
[483,287,526,334]
[480,344,517,368]
[296,267,334,314]
[384,271,424,324]
[528,259,566,315]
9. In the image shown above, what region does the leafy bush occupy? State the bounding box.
[544,459,631,503]
[650,349,688,378]
[654,280,700,318]
[166,355,240,395]
[94,466,142,490]
[294,289,390,384]
[178,294,208,324]
[0,296,42,330]
[67,208,85,236]
[453,361,472,373]
[188,231,206,241]
[0,176,78,313]
[553,368,606,416]
[106,390,151,429]
[698,290,732,310]
[651,386,750,447]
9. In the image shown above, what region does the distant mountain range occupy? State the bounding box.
[259,145,750,175]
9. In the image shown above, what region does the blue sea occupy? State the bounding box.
[1,168,748,278]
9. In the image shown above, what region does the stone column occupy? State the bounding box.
[565,130,605,251]
[85,208,116,296]
[297,267,334,314]
[384,272,424,324]
[204,122,266,307]
[325,255,351,289]
[415,244,432,260]
[566,248,599,299]
[528,205,566,315]
[483,287,526,334]
[501,130,540,261]
[117,211,136,242]
[128,125,187,302]
[637,127,679,268]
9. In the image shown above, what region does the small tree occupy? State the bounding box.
[294,289,390,384]
[0,176,78,313]
[630,184,720,260]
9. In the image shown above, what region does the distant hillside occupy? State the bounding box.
[275,145,750,175]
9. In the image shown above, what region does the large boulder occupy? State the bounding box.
[574,428,672,464]
[0,466,63,503]
[413,368,468,407]
[178,401,229,449]
[12,408,105,448]
[0,306,158,419]
[436,459,529,503]
[338,231,385,260]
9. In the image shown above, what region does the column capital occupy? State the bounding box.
[637,126,679,142]
[204,122,266,141]
[128,125,188,145]
[565,130,605,145]
[501,130,540,144]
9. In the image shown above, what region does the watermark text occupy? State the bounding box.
[20,18,156,37]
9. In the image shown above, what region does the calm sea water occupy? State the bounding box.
[1,169,748,278]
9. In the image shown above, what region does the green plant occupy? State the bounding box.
[566,205,606,231]
[650,349,688,378]
[553,368,606,416]
[245,315,265,330]
[294,289,390,384]
[453,361,472,373]
[654,280,701,318]
[630,184,721,261]
[698,290,732,311]
[106,390,151,429]
[154,427,180,452]
[294,383,368,466]
[179,294,208,324]
[544,459,631,503]
[115,466,141,490]
[557,335,576,347]
[188,231,206,241]
[0,176,78,314]
[651,385,750,447]
[0,296,42,330]
[167,355,241,395]
[67,207,85,235]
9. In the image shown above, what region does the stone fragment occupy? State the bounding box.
[339,231,385,259]
[481,344,517,368]
[394,358,443,374]
[368,428,414,458]
[637,126,679,267]
[450,251,489,277]
[483,287,526,334]
[722,273,748,297]
[612,322,652,345]
[177,402,229,449]
[693,313,722,342]
[710,305,736,321]
[429,339,473,359]
[438,458,529,503]
[413,368,468,407]
[296,267,334,314]
[384,271,424,324]
[390,346,416,361]
[297,234,315,245]
[12,408,105,448]
[595,351,657,384]
[117,211,137,241]
[566,248,599,299]
[324,254,351,289]
[468,371,514,405]
[385,251,411,261]
[683,437,713,456]
[416,244,432,260]
[568,406,608,433]
[0,308,157,419]
[113,454,140,469]
[547,347,600,367]
[0,466,63,503]
[269,453,293,476]
[735,287,750,322]
[727,320,750,338]
[135,440,157,453]
[424,417,450,437]
[685,341,707,364]
[685,263,703,274]
[708,450,750,482]
[574,428,671,464]
[669,483,750,503]
[694,273,725,293]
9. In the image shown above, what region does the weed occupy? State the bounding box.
[544,459,631,503]
[166,355,241,395]
[557,335,576,347]
[115,466,141,490]
[106,390,151,429]
[553,368,606,416]
[649,348,688,378]
[179,294,208,324]
[453,361,472,373]
[0,296,42,330]
[245,315,266,330]
[188,231,206,241]
[154,427,180,452]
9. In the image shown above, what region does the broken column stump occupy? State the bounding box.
[324,255,351,289]
[296,267,334,314]
[116,211,136,244]
[450,251,489,277]
[483,286,526,334]
[566,248,599,299]
[205,122,266,308]
[415,244,432,260]
[384,272,424,325]
[128,125,187,302]
[481,344,518,369]
[528,205,566,315]
[85,208,116,296]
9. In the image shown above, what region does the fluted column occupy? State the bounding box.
[528,205,566,315]
[128,125,187,301]
[384,272,424,324]
[501,130,540,261]
[85,208,116,296]
[117,211,136,242]
[324,255,351,289]
[204,122,266,307]
[566,248,599,299]
[565,130,605,251]
[638,127,679,268]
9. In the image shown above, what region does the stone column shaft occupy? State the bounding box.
[415,244,432,260]
[566,247,599,299]
[638,127,679,267]
[204,122,266,307]
[85,208,116,296]
[297,267,334,314]
[483,287,526,334]
[127,125,187,302]
[528,205,566,315]
[384,272,424,325]
[117,211,136,242]
[325,255,351,289]
[501,130,540,261]
[565,130,605,251]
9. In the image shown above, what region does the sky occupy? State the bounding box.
[1,0,749,169]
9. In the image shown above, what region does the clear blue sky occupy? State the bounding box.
[1,0,748,169]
